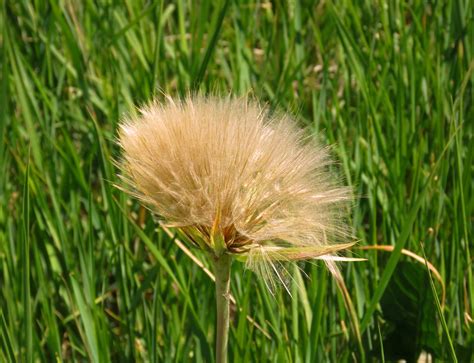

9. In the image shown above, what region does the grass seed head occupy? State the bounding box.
[118,95,352,281]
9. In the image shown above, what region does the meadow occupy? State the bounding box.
[0,0,472,362]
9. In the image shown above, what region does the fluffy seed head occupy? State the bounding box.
[118,96,352,279]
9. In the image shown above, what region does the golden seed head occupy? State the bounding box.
[118,95,352,275]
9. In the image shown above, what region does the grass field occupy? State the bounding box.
[0,1,473,362]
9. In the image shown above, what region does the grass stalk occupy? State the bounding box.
[214,253,232,363]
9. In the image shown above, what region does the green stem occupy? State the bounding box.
[214,253,232,363]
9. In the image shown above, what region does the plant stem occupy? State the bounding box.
[214,253,232,363]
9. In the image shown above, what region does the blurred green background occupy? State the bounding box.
[0,0,472,362]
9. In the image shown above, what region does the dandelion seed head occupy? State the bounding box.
[118,95,352,279]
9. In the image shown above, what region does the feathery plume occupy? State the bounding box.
[118,96,352,265]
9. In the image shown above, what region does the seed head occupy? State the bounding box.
[118,96,353,285]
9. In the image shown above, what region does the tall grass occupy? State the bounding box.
[0,1,472,361]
